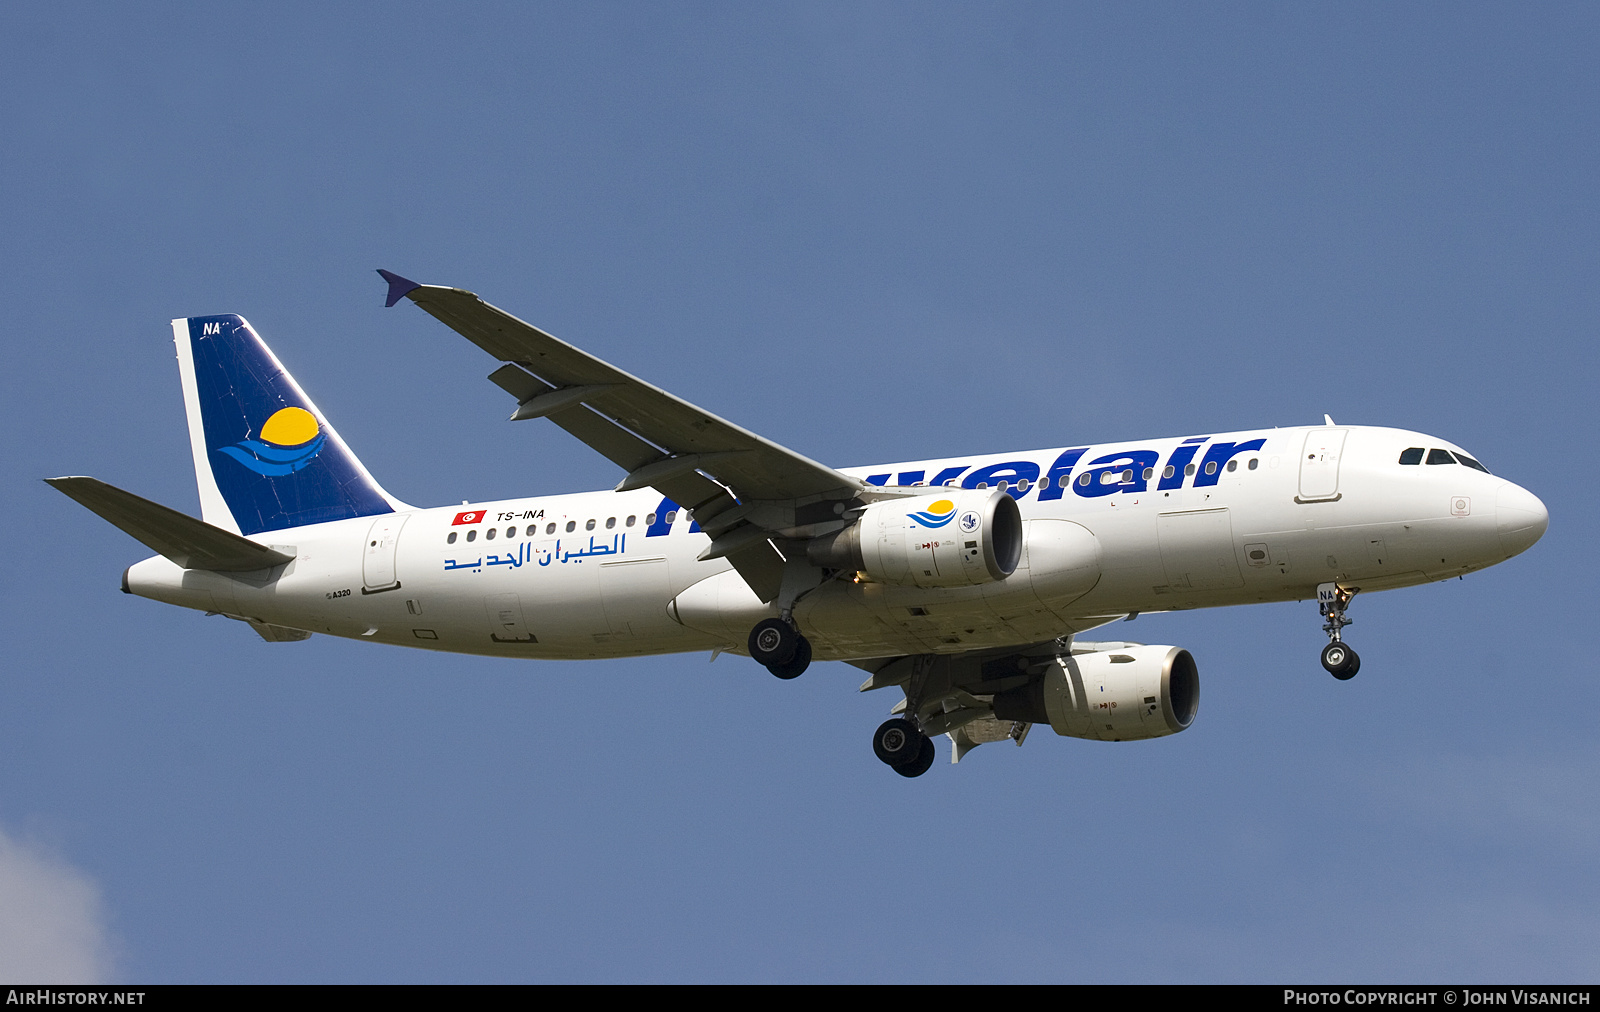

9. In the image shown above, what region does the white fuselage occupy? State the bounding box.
[124,424,1546,661]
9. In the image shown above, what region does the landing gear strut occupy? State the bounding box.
[872,718,935,778]
[1318,583,1361,680]
[748,617,811,679]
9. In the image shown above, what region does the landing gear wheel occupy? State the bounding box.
[748,618,798,666]
[1321,641,1360,679]
[892,734,937,778]
[872,718,925,768]
[766,635,811,680]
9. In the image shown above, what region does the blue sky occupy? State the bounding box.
[1,3,1595,982]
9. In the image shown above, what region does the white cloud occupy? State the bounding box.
[0,826,114,983]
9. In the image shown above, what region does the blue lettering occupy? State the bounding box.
[928,465,968,487]
[897,470,925,485]
[1192,439,1266,487]
[1073,450,1161,498]
[962,460,1041,499]
[1037,448,1090,501]
[1159,438,1209,490]
[865,473,891,486]
[646,496,676,537]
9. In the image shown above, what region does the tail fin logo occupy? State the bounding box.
[908,499,957,528]
[215,406,327,477]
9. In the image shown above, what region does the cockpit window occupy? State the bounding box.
[1399,447,1425,465]
[1426,448,1456,465]
[1455,453,1490,474]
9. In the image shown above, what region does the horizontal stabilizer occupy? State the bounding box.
[45,477,295,572]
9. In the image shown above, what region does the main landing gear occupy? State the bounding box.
[748,618,812,679]
[872,718,936,778]
[1318,582,1361,680]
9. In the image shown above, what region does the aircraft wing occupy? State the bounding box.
[379,270,869,601]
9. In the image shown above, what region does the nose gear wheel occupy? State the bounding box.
[1321,640,1360,679]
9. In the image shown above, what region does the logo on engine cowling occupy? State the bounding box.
[908,499,957,528]
[959,511,981,534]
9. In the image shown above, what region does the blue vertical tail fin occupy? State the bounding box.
[173,315,408,536]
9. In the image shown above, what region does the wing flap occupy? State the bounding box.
[46,477,295,572]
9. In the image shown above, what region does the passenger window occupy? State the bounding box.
[1120,469,1133,483]
[466,530,477,542]
[997,481,1009,492]
[1078,474,1092,487]
[1248,458,1259,470]
[565,521,576,533]
[626,515,637,527]
[1163,465,1175,479]
[1185,463,1196,476]
[1142,467,1154,481]
[1427,449,1456,465]
[1226,460,1238,472]
[976,482,989,489]
[606,517,616,529]
[1204,461,1218,475]
[524,526,536,537]
[447,531,457,544]
[506,527,516,538]
[486,528,497,540]
[585,519,596,531]
[1016,479,1030,492]
[1456,454,1490,474]
[1399,448,1425,465]
[645,513,656,526]
[666,510,678,524]
[546,523,556,535]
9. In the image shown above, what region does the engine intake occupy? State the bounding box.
[807,489,1023,588]
[993,644,1199,741]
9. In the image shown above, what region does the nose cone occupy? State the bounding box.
[1496,482,1549,558]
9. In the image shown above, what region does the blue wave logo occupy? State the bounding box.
[908,499,957,528]
[216,407,326,477]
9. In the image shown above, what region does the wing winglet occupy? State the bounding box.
[377,269,422,308]
[46,476,295,572]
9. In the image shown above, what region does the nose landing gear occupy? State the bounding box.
[1318,583,1361,680]
[748,617,812,679]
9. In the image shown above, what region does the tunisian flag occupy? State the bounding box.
[452,510,487,525]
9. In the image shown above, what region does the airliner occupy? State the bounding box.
[49,271,1549,777]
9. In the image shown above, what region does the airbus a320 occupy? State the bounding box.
[50,271,1549,777]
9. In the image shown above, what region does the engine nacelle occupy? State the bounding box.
[993,644,1199,741]
[807,489,1023,588]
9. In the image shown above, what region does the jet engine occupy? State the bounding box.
[807,489,1023,588]
[992,644,1199,741]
